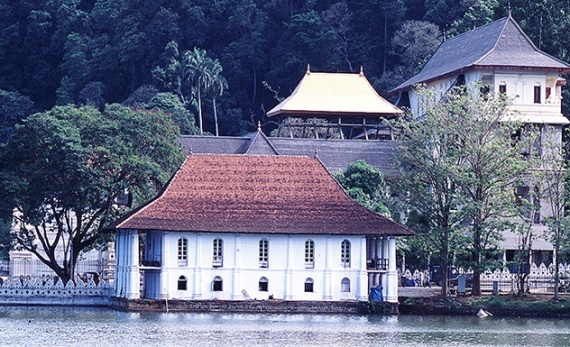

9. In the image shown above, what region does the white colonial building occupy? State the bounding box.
[110,153,412,303]
[392,13,570,266]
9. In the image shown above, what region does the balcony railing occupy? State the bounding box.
[367,258,388,271]
[140,260,161,268]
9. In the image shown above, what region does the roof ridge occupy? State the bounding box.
[473,16,509,65]
[244,129,281,155]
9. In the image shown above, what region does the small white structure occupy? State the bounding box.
[109,154,412,302]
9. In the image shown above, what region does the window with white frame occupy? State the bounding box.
[341,278,350,292]
[177,238,188,266]
[305,239,314,268]
[304,278,314,292]
[259,238,269,268]
[213,238,223,267]
[178,276,187,290]
[341,239,351,267]
[213,276,223,291]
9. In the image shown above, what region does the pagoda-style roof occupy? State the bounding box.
[109,154,412,236]
[268,67,402,118]
[392,14,570,93]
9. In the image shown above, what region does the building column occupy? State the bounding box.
[386,236,398,303]
[124,229,140,299]
[323,236,332,300]
[381,237,389,300]
[358,236,368,301]
[193,233,203,299]
[232,233,242,299]
[285,235,293,300]
[159,232,169,299]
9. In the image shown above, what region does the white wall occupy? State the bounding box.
[141,232,369,301]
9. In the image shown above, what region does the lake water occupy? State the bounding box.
[0,306,569,347]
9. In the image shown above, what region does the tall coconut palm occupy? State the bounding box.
[208,59,228,137]
[182,48,213,135]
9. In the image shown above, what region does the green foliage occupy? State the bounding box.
[0,104,184,282]
[335,160,392,218]
[394,84,530,295]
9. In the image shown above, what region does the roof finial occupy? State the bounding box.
[359,66,364,77]
[189,145,193,155]
[257,121,262,132]
[306,64,311,75]
[314,148,319,158]
[507,1,511,17]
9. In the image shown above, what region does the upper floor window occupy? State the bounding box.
[499,82,507,95]
[341,278,351,292]
[213,276,223,291]
[534,83,541,104]
[304,278,314,292]
[305,240,314,268]
[259,277,268,292]
[177,238,188,266]
[213,238,223,267]
[259,238,269,268]
[178,276,187,290]
[341,240,351,267]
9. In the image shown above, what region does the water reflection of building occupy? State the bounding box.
[109,154,412,303]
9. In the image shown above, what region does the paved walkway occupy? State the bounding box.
[399,286,442,297]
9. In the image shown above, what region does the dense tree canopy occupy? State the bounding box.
[2,0,568,137]
[0,104,184,283]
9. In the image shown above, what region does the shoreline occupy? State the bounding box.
[399,294,570,318]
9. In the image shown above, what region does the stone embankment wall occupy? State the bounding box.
[111,297,398,315]
[0,278,112,306]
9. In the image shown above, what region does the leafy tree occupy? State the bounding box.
[391,20,441,80]
[448,0,499,36]
[541,126,570,301]
[393,87,467,295]
[146,92,199,135]
[0,90,35,144]
[448,85,528,295]
[0,104,184,283]
[335,160,392,217]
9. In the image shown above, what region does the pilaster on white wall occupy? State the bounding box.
[386,236,398,303]
[231,233,242,299]
[285,235,293,300]
[193,233,203,299]
[125,229,140,299]
[323,236,332,300]
[358,236,368,301]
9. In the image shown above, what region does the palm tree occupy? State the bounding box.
[182,48,212,135]
[208,59,228,137]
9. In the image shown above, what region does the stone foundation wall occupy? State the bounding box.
[111,297,399,315]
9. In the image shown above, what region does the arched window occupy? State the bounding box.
[213,238,223,267]
[341,239,351,267]
[341,278,350,293]
[304,278,314,292]
[213,276,223,291]
[259,277,268,292]
[178,276,187,290]
[178,238,188,266]
[259,238,269,268]
[305,240,314,268]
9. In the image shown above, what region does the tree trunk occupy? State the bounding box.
[198,85,203,135]
[213,98,219,137]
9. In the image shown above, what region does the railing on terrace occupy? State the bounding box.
[402,263,570,294]
[367,258,388,271]
[3,259,115,281]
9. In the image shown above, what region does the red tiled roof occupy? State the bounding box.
[113,154,412,236]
